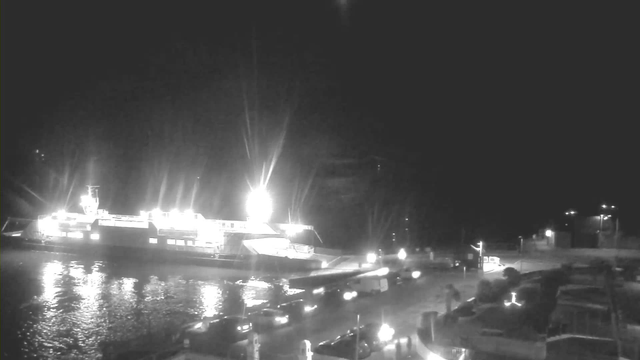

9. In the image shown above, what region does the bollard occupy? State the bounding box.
[444,285,453,313]
[299,340,312,360]
[395,340,402,360]
[406,336,412,353]
[247,332,260,360]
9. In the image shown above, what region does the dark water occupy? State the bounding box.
[0,249,293,359]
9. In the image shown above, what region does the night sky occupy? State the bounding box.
[2,2,638,247]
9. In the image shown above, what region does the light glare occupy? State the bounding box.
[246,187,273,222]
[377,323,395,342]
[366,252,377,264]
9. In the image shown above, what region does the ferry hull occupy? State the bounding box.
[0,234,324,272]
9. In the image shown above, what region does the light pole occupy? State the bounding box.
[545,229,554,247]
[519,236,523,255]
[404,216,410,247]
[599,203,617,236]
[471,241,483,272]
[602,204,619,249]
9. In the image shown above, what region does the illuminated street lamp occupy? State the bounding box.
[246,187,273,223]
[470,241,483,271]
[599,203,618,236]
[397,248,407,260]
[366,252,377,264]
[545,229,555,247]
[564,210,577,247]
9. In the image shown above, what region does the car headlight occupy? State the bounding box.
[304,305,317,312]
[312,287,325,295]
[237,324,251,332]
[275,316,288,324]
[193,322,203,329]
[344,291,358,300]
[411,271,421,279]
[377,324,395,342]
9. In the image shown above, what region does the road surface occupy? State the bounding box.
[190,268,486,360]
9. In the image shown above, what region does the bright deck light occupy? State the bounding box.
[246,187,273,222]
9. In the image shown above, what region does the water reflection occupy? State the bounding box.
[2,250,291,359]
[200,284,221,317]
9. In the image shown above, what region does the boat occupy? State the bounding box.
[1,186,338,271]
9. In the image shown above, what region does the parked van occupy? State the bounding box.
[348,277,389,294]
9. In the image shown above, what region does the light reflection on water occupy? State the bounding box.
[0,250,292,359]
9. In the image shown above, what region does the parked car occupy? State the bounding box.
[346,322,394,351]
[348,277,389,295]
[277,299,317,321]
[248,309,289,331]
[314,333,372,360]
[322,285,358,307]
[315,322,395,360]
[172,315,252,344]
[398,267,422,281]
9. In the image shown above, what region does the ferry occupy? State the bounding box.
[1,186,339,271]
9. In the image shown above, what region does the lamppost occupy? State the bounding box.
[599,204,616,231]
[545,229,554,247]
[404,216,410,246]
[471,241,483,272]
[518,236,524,255]
[600,204,618,248]
[564,210,577,247]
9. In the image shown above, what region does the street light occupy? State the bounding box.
[246,187,273,223]
[545,229,554,237]
[564,210,577,247]
[397,248,407,260]
[470,241,483,271]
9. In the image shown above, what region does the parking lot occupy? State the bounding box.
[183,264,482,360]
